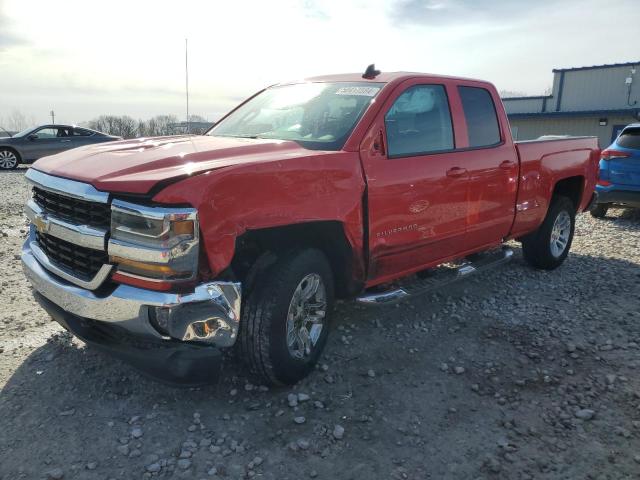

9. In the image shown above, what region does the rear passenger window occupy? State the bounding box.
[458,86,501,147]
[617,128,640,149]
[385,85,454,157]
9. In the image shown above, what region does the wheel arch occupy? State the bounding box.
[230,221,364,299]
[551,175,585,209]
[0,145,22,162]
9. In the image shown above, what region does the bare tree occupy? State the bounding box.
[2,109,36,131]
[138,115,179,137]
[499,90,528,99]
[86,115,139,139]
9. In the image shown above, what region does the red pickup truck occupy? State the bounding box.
[22,68,599,385]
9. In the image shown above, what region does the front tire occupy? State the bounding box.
[590,203,609,218]
[522,196,576,270]
[0,149,19,170]
[239,249,334,385]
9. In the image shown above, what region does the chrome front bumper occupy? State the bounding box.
[22,237,241,348]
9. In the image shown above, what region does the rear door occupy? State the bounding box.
[71,127,97,147]
[610,127,640,186]
[361,79,469,283]
[454,84,519,248]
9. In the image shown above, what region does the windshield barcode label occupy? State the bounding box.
[335,87,380,96]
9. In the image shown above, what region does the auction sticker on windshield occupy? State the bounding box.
[335,86,380,96]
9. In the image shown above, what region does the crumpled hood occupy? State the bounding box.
[31,135,321,194]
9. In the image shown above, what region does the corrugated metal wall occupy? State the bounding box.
[560,65,638,111]
[509,114,638,147]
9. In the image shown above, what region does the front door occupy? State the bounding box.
[361,82,469,284]
[26,127,71,160]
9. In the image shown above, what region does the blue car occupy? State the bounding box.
[591,123,640,218]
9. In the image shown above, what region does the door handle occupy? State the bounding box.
[446,167,467,178]
[499,160,515,170]
[61,139,72,143]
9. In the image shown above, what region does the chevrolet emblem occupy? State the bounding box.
[33,215,48,233]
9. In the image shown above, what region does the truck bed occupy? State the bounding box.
[510,136,600,238]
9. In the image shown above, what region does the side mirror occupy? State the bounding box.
[27,134,38,141]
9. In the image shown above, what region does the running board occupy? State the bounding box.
[356,247,514,305]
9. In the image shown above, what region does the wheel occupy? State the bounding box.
[0,149,19,170]
[239,248,334,385]
[522,196,575,270]
[590,203,609,218]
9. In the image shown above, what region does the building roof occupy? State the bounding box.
[552,61,639,73]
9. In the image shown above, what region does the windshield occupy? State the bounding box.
[207,82,383,151]
[13,127,37,137]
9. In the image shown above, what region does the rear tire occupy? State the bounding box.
[239,249,334,386]
[590,203,609,218]
[522,196,576,270]
[0,149,19,170]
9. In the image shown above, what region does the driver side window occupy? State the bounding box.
[33,128,58,139]
[385,85,454,158]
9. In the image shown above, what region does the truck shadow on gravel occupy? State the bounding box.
[1,247,639,479]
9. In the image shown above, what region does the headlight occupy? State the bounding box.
[108,200,199,288]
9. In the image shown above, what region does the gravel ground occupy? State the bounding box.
[1,166,639,480]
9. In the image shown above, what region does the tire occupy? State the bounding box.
[522,196,576,270]
[239,249,334,385]
[0,149,19,170]
[590,203,609,218]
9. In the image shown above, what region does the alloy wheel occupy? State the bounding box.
[0,150,18,170]
[286,273,327,359]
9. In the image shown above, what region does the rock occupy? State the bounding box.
[252,456,264,467]
[86,462,97,470]
[367,369,376,378]
[208,466,218,475]
[298,393,311,402]
[575,409,595,420]
[294,416,306,424]
[297,438,310,450]
[177,458,192,470]
[288,393,298,407]
[46,468,64,479]
[131,427,143,438]
[146,463,161,473]
[333,424,345,440]
[59,409,75,417]
[454,366,465,374]
[116,445,130,456]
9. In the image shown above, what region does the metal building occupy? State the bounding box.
[503,61,640,147]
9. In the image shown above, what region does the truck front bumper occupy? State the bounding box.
[22,237,241,385]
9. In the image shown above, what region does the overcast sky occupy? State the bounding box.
[0,0,638,125]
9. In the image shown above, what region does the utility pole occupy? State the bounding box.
[50,110,55,124]
[185,38,190,134]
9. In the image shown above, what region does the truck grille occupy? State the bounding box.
[33,186,111,229]
[35,231,109,281]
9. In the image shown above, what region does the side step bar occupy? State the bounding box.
[356,247,514,305]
